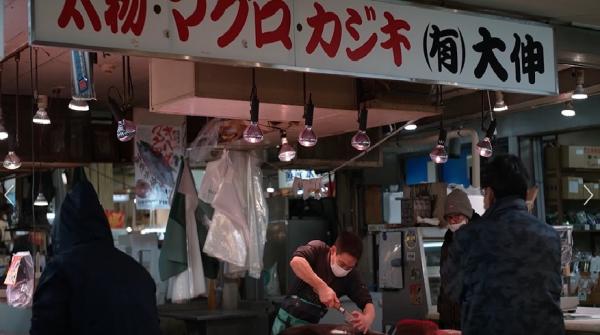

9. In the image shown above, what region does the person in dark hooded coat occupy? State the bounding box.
[30,174,161,335]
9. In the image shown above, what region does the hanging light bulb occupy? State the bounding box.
[477,119,497,158]
[299,94,317,147]
[572,69,588,100]
[69,98,90,111]
[34,192,48,207]
[0,122,8,140]
[351,105,370,151]
[3,151,21,170]
[33,95,51,125]
[561,101,576,117]
[493,91,508,112]
[405,123,418,131]
[278,130,296,162]
[430,128,448,164]
[117,119,137,142]
[243,85,263,143]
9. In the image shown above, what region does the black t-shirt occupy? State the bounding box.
[288,240,373,310]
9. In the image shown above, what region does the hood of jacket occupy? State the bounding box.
[52,180,113,254]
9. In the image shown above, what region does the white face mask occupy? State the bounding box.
[331,261,351,277]
[448,220,467,232]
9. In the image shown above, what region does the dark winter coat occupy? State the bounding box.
[438,212,480,330]
[30,180,161,335]
[442,197,565,335]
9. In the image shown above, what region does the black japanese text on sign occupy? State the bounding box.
[30,0,557,95]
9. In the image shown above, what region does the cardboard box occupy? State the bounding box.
[561,146,600,169]
[364,186,383,225]
[546,177,585,200]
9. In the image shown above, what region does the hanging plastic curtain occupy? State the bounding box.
[246,153,268,279]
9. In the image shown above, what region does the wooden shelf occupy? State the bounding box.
[546,168,600,176]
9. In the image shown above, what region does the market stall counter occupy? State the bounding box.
[158,300,272,335]
[427,311,600,334]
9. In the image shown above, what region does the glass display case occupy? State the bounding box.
[421,233,445,315]
[378,226,446,329]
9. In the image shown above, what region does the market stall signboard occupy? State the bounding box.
[30,0,557,95]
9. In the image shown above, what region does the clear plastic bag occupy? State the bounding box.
[203,211,247,268]
[4,251,34,308]
[246,154,268,279]
[188,118,221,165]
[198,153,228,204]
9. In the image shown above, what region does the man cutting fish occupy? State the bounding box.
[272,232,375,334]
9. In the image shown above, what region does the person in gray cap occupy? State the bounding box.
[438,189,479,330]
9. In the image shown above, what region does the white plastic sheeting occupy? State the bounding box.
[201,150,268,279]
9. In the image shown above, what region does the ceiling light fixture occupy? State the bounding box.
[4,55,21,170]
[572,69,588,100]
[278,130,296,162]
[493,91,508,112]
[299,93,317,147]
[33,95,51,125]
[405,123,418,131]
[34,192,48,207]
[69,98,90,111]
[243,70,263,144]
[561,101,576,117]
[430,128,448,164]
[477,119,497,158]
[430,85,448,164]
[351,105,370,151]
[3,151,21,170]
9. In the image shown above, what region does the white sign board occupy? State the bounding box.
[30,0,557,95]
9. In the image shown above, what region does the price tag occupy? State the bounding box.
[3,254,23,286]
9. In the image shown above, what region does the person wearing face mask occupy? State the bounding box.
[271,232,374,335]
[437,189,478,330]
[443,155,564,335]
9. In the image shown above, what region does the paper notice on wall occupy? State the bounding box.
[569,181,580,194]
[576,148,584,155]
[135,125,183,210]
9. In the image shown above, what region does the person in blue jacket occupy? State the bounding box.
[443,155,565,335]
[30,170,160,335]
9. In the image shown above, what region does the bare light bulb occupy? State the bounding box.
[572,84,587,100]
[405,124,418,131]
[477,137,493,158]
[117,119,136,142]
[243,122,264,144]
[561,101,576,117]
[476,119,496,158]
[493,91,508,112]
[244,84,263,144]
[33,95,51,125]
[278,136,296,162]
[351,130,371,151]
[430,145,449,164]
[430,128,448,164]
[0,124,8,140]
[34,192,48,207]
[299,94,318,147]
[68,98,89,111]
[3,151,21,170]
[298,126,317,147]
[352,106,370,151]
